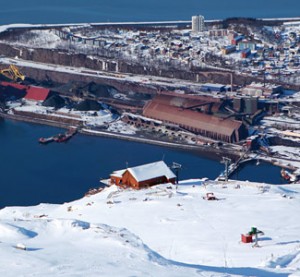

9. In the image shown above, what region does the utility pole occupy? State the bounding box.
[230,72,233,93]
[171,162,182,184]
[221,157,231,182]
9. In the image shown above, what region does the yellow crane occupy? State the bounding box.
[0,64,25,81]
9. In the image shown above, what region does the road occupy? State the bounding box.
[0,56,220,96]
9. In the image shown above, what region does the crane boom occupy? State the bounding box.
[0,64,25,81]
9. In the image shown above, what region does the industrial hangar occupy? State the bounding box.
[142,93,248,143]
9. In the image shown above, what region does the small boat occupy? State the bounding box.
[54,128,77,143]
[39,136,54,144]
[53,133,71,143]
[39,127,77,144]
[281,169,289,180]
[281,169,297,182]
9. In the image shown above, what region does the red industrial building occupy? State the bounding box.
[24,86,51,101]
[151,93,223,114]
[143,94,247,143]
[0,82,26,101]
[110,161,176,189]
[0,82,52,102]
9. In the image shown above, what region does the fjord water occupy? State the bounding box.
[0,1,290,207]
[0,120,285,208]
[0,0,299,25]
[0,119,223,208]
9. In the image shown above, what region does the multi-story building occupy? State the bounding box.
[192,15,205,33]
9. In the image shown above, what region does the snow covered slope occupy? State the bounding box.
[0,180,299,276]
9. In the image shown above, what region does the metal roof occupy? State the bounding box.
[110,161,176,183]
[127,161,176,182]
[202,83,226,89]
[110,169,126,178]
[0,81,26,90]
[25,86,51,101]
[0,82,50,101]
[143,101,242,137]
[157,92,222,103]
[154,94,216,108]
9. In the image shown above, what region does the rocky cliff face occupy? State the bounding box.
[19,66,157,95]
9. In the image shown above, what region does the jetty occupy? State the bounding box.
[217,151,251,181]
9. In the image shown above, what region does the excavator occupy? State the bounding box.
[0,64,25,82]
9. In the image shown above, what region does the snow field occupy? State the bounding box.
[0,180,299,276]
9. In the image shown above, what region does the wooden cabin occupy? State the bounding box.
[110,161,176,189]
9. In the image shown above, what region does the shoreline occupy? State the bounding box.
[0,112,241,161]
[2,109,296,184]
[1,16,300,31]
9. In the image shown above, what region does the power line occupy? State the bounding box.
[220,157,231,182]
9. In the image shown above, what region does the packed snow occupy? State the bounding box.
[10,103,117,128]
[107,120,137,135]
[127,160,176,182]
[0,179,300,276]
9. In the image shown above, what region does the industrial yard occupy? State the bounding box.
[1,2,300,274]
[1,18,300,182]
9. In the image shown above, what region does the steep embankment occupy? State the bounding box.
[0,40,282,90]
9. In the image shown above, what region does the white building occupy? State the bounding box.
[192,15,205,33]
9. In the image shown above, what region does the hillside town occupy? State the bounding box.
[1,10,300,277]
[1,17,300,183]
[53,18,300,86]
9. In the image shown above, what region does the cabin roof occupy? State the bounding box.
[110,169,126,178]
[127,161,176,182]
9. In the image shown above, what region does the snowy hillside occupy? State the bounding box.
[0,180,300,276]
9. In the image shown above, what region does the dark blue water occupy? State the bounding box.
[0,2,291,207]
[230,160,286,184]
[0,0,299,25]
[0,119,224,207]
[0,119,286,207]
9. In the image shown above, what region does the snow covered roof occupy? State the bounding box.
[202,83,226,89]
[127,161,176,182]
[281,130,300,138]
[110,169,126,178]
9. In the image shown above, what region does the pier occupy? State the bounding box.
[0,111,243,159]
[216,151,253,181]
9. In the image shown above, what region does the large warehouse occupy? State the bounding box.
[143,95,247,143]
[152,93,223,114]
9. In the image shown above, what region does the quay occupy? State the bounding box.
[2,111,299,183]
[0,111,242,160]
[217,152,300,183]
[2,17,300,185]
[216,152,250,181]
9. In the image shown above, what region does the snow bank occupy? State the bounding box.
[0,180,299,276]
